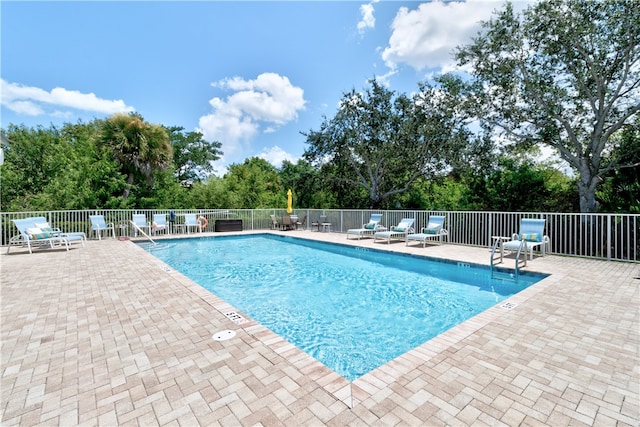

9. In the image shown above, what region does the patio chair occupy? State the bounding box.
[131,214,152,237]
[152,213,170,235]
[406,215,448,247]
[281,215,294,231]
[294,215,306,230]
[7,217,81,254]
[311,215,330,231]
[502,218,550,261]
[176,213,202,234]
[373,218,415,244]
[347,213,385,240]
[89,215,116,240]
[270,214,281,230]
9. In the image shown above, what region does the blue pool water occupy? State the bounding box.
[139,234,545,381]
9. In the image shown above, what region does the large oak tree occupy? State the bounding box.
[456,0,639,213]
[303,78,468,209]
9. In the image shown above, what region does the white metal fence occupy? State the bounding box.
[2,209,638,262]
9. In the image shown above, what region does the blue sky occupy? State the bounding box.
[1,1,524,174]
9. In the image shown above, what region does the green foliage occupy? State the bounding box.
[279,159,324,208]
[458,158,577,212]
[165,126,222,185]
[187,177,227,209]
[597,118,640,212]
[97,113,173,201]
[303,78,468,209]
[2,6,637,216]
[456,0,640,212]
[222,157,284,208]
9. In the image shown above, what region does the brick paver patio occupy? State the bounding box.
[2,230,638,426]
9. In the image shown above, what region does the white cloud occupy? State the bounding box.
[381,1,509,73]
[0,78,134,117]
[357,1,378,35]
[258,145,298,168]
[197,72,306,165]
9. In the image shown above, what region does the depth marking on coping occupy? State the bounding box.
[500,302,518,310]
[224,311,247,325]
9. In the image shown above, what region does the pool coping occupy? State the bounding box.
[130,231,563,408]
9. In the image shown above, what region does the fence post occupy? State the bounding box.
[487,212,502,247]
[607,214,611,261]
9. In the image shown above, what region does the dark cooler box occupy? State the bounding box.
[214,219,243,232]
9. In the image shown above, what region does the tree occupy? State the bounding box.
[279,159,321,209]
[165,126,223,185]
[597,117,640,212]
[303,78,466,209]
[1,124,67,210]
[456,0,640,212]
[223,157,284,208]
[97,113,173,200]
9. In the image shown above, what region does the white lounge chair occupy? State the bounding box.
[89,215,116,240]
[152,213,170,235]
[406,215,448,247]
[373,218,415,244]
[347,213,386,240]
[502,218,550,260]
[32,216,87,243]
[7,217,83,254]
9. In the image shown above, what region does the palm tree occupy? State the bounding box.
[98,113,172,200]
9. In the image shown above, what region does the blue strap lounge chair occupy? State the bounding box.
[373,218,415,244]
[32,216,87,244]
[347,213,386,240]
[89,215,116,240]
[7,217,83,254]
[502,218,550,260]
[406,215,448,247]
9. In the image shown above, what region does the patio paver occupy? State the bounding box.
[1,230,638,426]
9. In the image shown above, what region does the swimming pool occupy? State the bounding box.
[139,234,546,381]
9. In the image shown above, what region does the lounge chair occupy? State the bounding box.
[7,217,83,254]
[373,218,415,244]
[406,215,448,247]
[347,213,386,240]
[502,218,550,261]
[89,215,116,240]
[152,213,170,235]
[32,216,87,243]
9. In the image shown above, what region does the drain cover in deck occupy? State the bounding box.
[212,330,236,341]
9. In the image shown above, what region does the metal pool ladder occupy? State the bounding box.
[490,237,524,280]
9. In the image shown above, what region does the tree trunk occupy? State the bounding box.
[576,171,600,213]
[122,173,135,200]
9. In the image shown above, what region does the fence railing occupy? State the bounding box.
[1,209,638,262]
